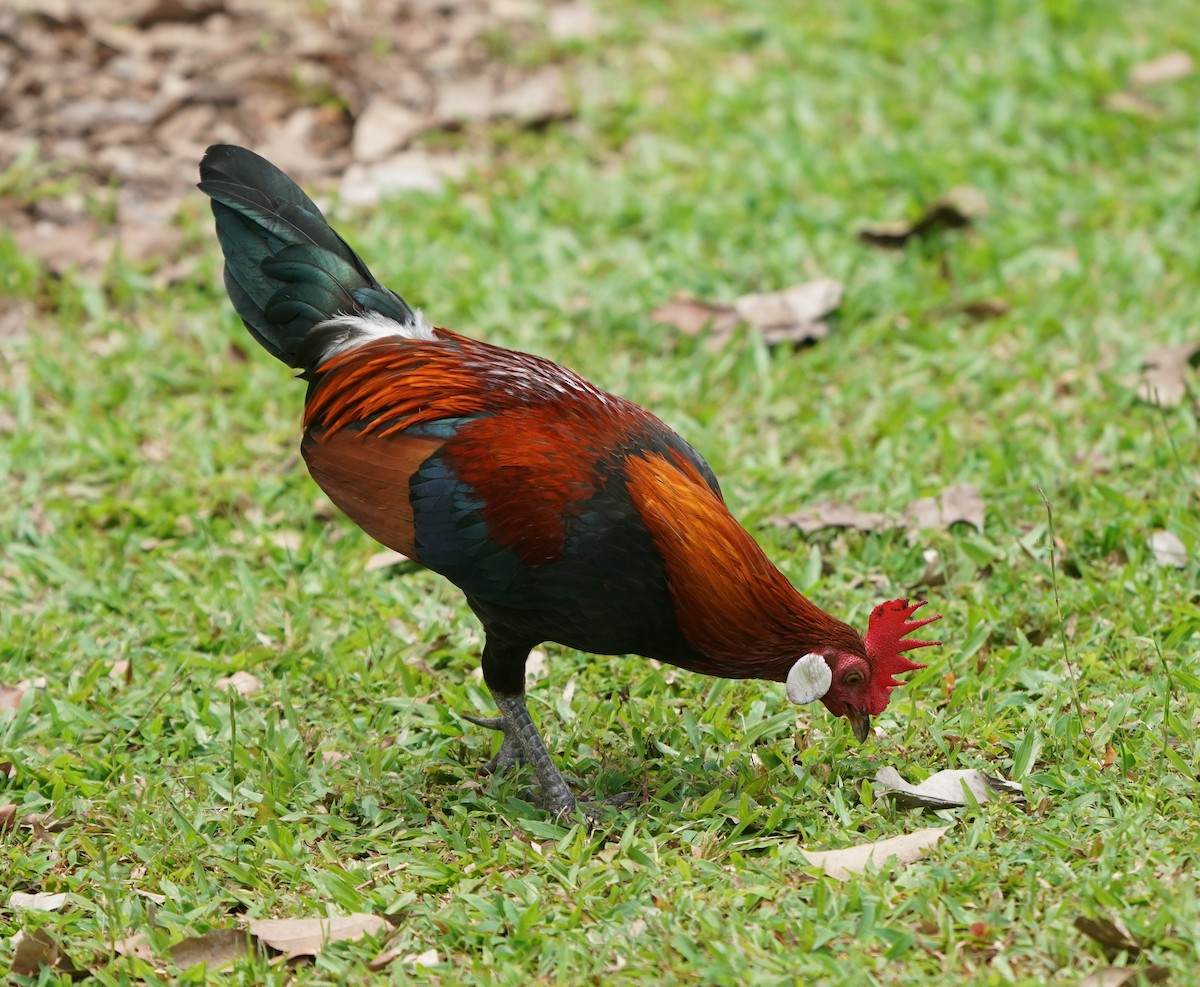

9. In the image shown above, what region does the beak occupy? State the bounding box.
[845,707,871,743]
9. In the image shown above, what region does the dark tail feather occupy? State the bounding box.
[198,144,416,370]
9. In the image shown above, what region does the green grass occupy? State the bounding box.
[3,0,1199,983]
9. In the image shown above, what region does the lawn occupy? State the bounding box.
[2,0,1199,983]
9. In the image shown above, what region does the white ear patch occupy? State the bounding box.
[786,653,832,705]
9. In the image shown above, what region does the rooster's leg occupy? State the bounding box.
[485,692,576,816]
[461,712,524,773]
[474,636,578,816]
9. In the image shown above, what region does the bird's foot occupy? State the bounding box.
[463,712,524,774]
[465,694,634,822]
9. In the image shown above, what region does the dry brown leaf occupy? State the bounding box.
[1080,967,1168,987]
[268,530,303,552]
[1148,530,1188,568]
[108,659,134,685]
[352,98,426,164]
[10,927,84,979]
[10,891,70,911]
[859,186,989,248]
[371,945,439,969]
[771,502,896,535]
[1137,342,1200,408]
[1130,50,1194,87]
[214,670,262,696]
[245,914,390,959]
[547,3,601,40]
[650,298,739,337]
[526,648,548,680]
[492,68,570,124]
[0,684,26,711]
[1076,915,1143,959]
[169,927,255,971]
[905,483,985,532]
[1103,91,1162,118]
[21,811,70,834]
[733,277,842,347]
[875,767,1024,810]
[957,297,1011,321]
[771,484,983,536]
[0,804,17,830]
[112,931,156,961]
[365,549,412,572]
[801,826,948,880]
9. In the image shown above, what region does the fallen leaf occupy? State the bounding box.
[352,98,426,164]
[800,826,948,880]
[112,931,156,961]
[214,670,262,696]
[1148,530,1187,568]
[956,297,1011,321]
[1130,50,1194,87]
[770,484,984,536]
[905,483,985,532]
[548,3,601,41]
[169,927,255,971]
[771,502,896,535]
[526,648,549,680]
[365,549,412,572]
[268,530,303,552]
[859,186,989,248]
[1137,342,1200,408]
[1080,967,1168,987]
[1103,91,1162,118]
[403,947,440,967]
[10,891,70,911]
[649,297,738,337]
[245,914,390,959]
[108,659,134,685]
[733,277,843,347]
[875,767,1024,811]
[1075,915,1144,960]
[0,804,17,830]
[10,927,84,978]
[21,812,70,835]
[0,684,25,711]
[491,68,570,125]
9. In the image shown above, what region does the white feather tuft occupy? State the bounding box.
[786,653,832,705]
[315,309,436,360]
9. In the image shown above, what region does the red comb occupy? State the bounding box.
[864,598,942,688]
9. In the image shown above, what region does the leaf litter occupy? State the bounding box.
[1079,967,1169,987]
[9,927,85,980]
[1075,915,1143,960]
[770,483,985,537]
[651,277,842,349]
[1147,530,1188,568]
[858,186,989,248]
[874,767,1025,811]
[801,826,948,880]
[1136,342,1199,408]
[0,0,603,277]
[110,913,391,975]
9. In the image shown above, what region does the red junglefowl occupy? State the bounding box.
[198,144,941,817]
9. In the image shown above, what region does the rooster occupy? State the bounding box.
[199,145,941,816]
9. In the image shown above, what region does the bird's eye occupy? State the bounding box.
[844,671,864,686]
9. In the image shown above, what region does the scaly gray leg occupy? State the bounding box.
[482,691,577,817]
[461,712,524,773]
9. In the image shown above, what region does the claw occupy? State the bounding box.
[462,713,506,731]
